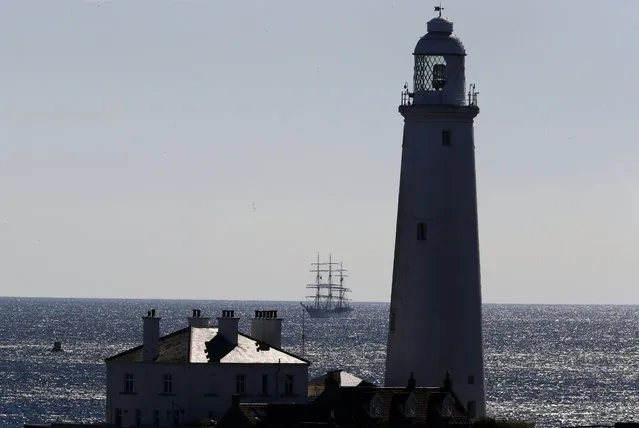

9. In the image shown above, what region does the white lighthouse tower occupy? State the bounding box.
[384,8,485,418]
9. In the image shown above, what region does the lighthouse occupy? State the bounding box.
[384,8,485,418]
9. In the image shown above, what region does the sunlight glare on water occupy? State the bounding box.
[1,298,639,427]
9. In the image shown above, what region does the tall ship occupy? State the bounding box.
[301,254,354,318]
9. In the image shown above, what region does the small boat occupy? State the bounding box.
[51,341,63,352]
[301,254,354,319]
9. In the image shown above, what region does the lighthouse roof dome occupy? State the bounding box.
[414,17,465,56]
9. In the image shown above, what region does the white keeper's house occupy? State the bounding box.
[104,308,309,427]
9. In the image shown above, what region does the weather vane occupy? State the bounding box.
[434,1,444,18]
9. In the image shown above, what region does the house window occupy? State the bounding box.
[236,374,246,394]
[442,129,452,146]
[468,375,475,385]
[135,409,141,427]
[153,409,160,426]
[172,410,180,425]
[163,374,173,393]
[284,374,294,395]
[467,401,477,418]
[124,373,134,393]
[261,374,269,395]
[416,222,427,241]
[115,408,123,427]
[389,311,396,332]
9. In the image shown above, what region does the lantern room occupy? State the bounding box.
[410,15,467,106]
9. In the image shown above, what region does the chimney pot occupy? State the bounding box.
[250,308,283,348]
[188,309,209,327]
[217,309,239,345]
[142,309,161,362]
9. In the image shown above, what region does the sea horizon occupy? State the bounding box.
[3,295,639,307]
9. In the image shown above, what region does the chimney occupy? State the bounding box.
[250,310,283,348]
[142,309,161,362]
[443,370,452,392]
[216,310,239,345]
[324,370,341,391]
[188,309,210,328]
[231,393,240,409]
[406,372,416,391]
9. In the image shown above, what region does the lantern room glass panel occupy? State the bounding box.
[414,55,447,92]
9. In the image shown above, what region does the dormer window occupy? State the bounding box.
[405,395,417,418]
[370,396,384,418]
[442,394,455,417]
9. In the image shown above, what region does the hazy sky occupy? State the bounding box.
[1,1,638,304]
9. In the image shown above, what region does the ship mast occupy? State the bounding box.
[337,262,347,308]
[327,253,333,310]
[306,253,339,309]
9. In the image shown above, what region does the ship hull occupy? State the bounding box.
[301,304,354,319]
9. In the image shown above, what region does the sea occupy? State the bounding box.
[1,298,638,428]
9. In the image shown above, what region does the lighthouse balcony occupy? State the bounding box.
[400,83,479,108]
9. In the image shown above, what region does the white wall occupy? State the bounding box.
[106,362,309,427]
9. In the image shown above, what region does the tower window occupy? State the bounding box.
[389,311,396,332]
[442,130,452,146]
[468,375,475,385]
[416,222,427,241]
[467,401,477,418]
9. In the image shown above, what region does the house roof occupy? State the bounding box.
[105,327,309,365]
[308,370,376,388]
[312,386,471,425]
[217,385,471,427]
